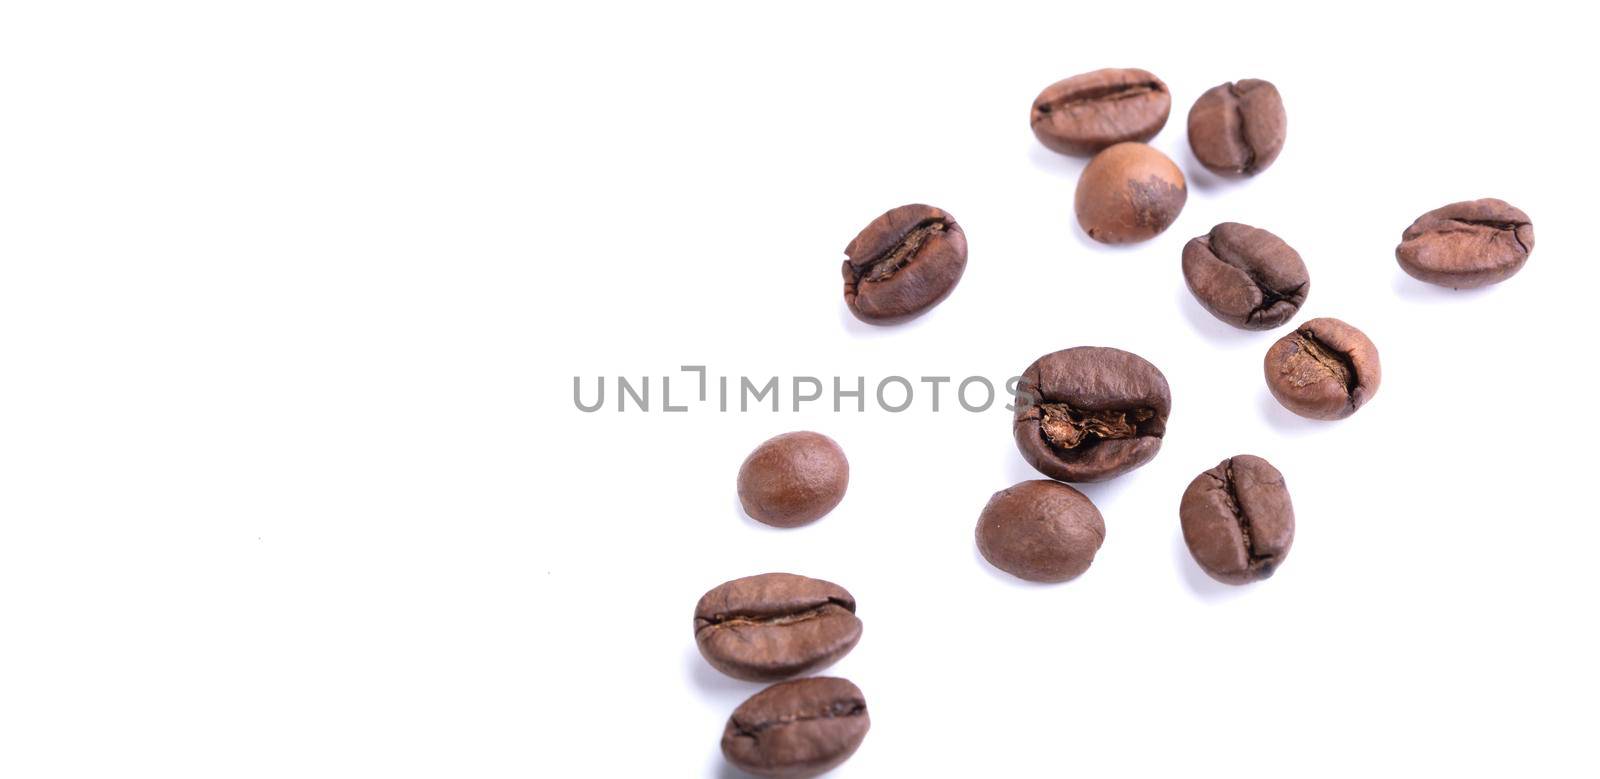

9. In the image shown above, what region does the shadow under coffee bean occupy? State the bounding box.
[694,573,862,683]
[721,676,870,779]
[1013,346,1172,482]
[1180,455,1295,585]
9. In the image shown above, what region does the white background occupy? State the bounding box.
[2,1,1597,776]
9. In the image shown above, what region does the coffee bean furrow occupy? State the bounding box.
[1229,83,1258,173]
[1218,460,1266,568]
[858,218,947,282]
[730,701,868,739]
[1038,80,1163,112]
[1292,329,1358,395]
[696,600,853,631]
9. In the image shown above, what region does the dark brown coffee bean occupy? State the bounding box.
[841,204,967,324]
[1182,222,1309,330]
[1181,455,1295,585]
[975,480,1105,583]
[722,676,869,779]
[737,432,848,528]
[1074,143,1186,244]
[1013,346,1171,482]
[1187,79,1287,176]
[694,573,862,683]
[1263,318,1380,420]
[1395,198,1534,288]
[1029,68,1171,156]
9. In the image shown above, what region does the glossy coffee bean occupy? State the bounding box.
[694,573,862,682]
[1264,318,1380,420]
[1395,198,1534,288]
[1182,222,1309,330]
[1075,143,1186,244]
[1014,346,1171,482]
[976,480,1105,583]
[1180,455,1295,585]
[842,203,967,324]
[722,677,870,779]
[737,432,849,528]
[1187,79,1287,176]
[1030,68,1171,156]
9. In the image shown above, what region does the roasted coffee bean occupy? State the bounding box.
[1014,346,1171,482]
[739,431,857,531]
[1395,198,1534,288]
[1187,79,1287,176]
[1075,143,1186,244]
[842,204,967,324]
[722,676,870,779]
[1182,222,1309,330]
[1030,68,1171,156]
[1180,455,1295,585]
[1264,318,1380,420]
[694,573,862,682]
[976,480,1105,583]
[737,432,849,528]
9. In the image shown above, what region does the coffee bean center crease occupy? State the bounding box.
[1229,82,1258,174]
[730,701,868,739]
[696,600,854,632]
[859,219,946,283]
[1447,218,1531,253]
[1036,81,1163,112]
[1200,236,1307,318]
[1039,403,1154,451]
[1216,460,1271,565]
[1291,330,1357,394]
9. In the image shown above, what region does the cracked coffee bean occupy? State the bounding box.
[1013,346,1171,482]
[1182,222,1309,330]
[1264,317,1381,420]
[1180,455,1294,585]
[737,431,849,528]
[694,573,862,682]
[1395,198,1534,288]
[1029,67,1171,156]
[976,480,1105,583]
[1075,142,1186,244]
[1187,79,1287,176]
[722,676,870,779]
[842,203,967,324]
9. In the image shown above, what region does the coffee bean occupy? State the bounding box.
[1075,143,1186,244]
[1030,68,1171,156]
[1014,346,1171,482]
[975,480,1105,583]
[1182,222,1309,330]
[694,573,862,682]
[1187,79,1287,176]
[1264,318,1380,420]
[737,432,849,528]
[722,676,870,779]
[842,204,967,324]
[1395,198,1534,288]
[1180,455,1295,585]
